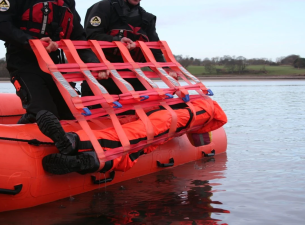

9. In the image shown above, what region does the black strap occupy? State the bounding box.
[0,136,53,146]
[99,160,113,173]
[129,149,145,162]
[78,138,121,150]
[41,2,51,36]
[28,1,34,32]
[20,21,43,30]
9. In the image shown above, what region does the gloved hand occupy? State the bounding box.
[121,37,136,51]
[41,37,58,53]
[164,68,180,80]
[97,70,110,79]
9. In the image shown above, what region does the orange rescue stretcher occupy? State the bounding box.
[0,40,227,212]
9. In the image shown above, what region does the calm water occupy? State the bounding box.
[0,80,305,225]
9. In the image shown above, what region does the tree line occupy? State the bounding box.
[1,54,305,78]
[174,54,305,74]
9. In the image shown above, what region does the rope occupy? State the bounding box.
[0,136,54,146]
[0,115,23,117]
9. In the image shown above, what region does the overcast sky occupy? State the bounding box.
[0,0,304,61]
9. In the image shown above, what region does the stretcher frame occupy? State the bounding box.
[30,40,213,166]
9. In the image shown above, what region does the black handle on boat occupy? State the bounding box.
[0,184,23,195]
[202,150,216,157]
[157,158,174,168]
[91,171,115,184]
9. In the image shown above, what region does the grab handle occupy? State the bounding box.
[157,158,174,168]
[91,171,115,184]
[202,150,216,157]
[0,184,23,195]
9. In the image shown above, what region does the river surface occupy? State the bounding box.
[0,80,304,225]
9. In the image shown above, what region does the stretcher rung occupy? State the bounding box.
[50,41,167,50]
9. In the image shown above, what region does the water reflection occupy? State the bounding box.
[0,154,229,225]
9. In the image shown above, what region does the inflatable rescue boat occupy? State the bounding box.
[0,40,227,212]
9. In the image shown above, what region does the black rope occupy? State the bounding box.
[0,115,23,117]
[0,137,54,146]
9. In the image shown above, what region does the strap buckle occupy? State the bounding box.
[206,89,214,96]
[113,101,122,108]
[182,94,190,103]
[165,93,174,99]
[140,95,149,101]
[82,107,92,116]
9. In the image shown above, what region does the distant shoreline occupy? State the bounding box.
[194,74,305,80]
[1,74,305,83]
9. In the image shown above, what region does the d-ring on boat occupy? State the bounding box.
[0,40,227,212]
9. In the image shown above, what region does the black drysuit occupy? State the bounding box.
[0,0,99,122]
[81,0,165,95]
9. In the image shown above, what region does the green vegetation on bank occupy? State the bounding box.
[2,54,305,79]
[187,65,305,76]
[176,54,305,76]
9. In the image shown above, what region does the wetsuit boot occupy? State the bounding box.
[42,151,100,175]
[17,113,36,124]
[36,110,100,175]
[36,110,79,155]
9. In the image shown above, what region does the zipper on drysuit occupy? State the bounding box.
[64,18,71,38]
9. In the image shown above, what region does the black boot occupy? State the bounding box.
[17,113,36,124]
[36,110,79,155]
[42,151,100,175]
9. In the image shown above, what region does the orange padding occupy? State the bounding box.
[75,99,227,172]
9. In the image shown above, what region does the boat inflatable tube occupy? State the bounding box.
[0,93,227,212]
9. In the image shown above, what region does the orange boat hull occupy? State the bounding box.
[0,94,227,212]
